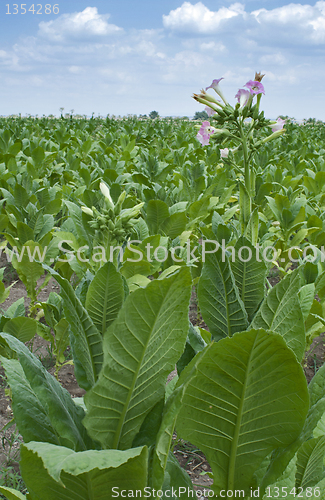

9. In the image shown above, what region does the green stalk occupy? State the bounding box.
[242,135,250,198]
[238,121,252,233]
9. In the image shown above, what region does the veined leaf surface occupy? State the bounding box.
[230,236,267,321]
[20,442,147,499]
[84,267,192,450]
[176,328,309,495]
[85,262,124,335]
[43,265,103,391]
[0,334,93,451]
[251,269,305,360]
[198,245,248,340]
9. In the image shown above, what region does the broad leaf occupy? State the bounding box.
[10,240,44,302]
[176,328,309,496]
[20,442,148,500]
[296,436,325,488]
[64,200,90,246]
[309,362,325,408]
[160,212,187,239]
[162,452,195,496]
[146,199,169,233]
[0,334,93,451]
[0,487,27,500]
[3,317,37,343]
[262,394,325,491]
[85,262,124,335]
[43,265,103,391]
[231,236,267,321]
[198,245,248,340]
[262,456,297,500]
[251,269,306,360]
[84,267,192,450]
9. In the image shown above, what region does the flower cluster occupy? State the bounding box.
[193,71,285,148]
[82,182,144,244]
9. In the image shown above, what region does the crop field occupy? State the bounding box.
[0,93,325,499]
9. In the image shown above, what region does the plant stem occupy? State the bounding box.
[240,124,251,200]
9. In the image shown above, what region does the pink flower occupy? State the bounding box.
[196,121,216,146]
[235,89,250,108]
[205,77,227,104]
[220,148,229,158]
[244,80,265,95]
[205,106,216,117]
[271,117,285,132]
[206,78,224,91]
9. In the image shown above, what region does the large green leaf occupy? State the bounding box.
[262,456,297,500]
[146,199,169,233]
[198,245,248,340]
[160,212,187,239]
[230,236,267,321]
[151,386,185,489]
[17,221,34,244]
[2,317,37,343]
[150,373,203,491]
[0,334,93,451]
[251,269,306,360]
[161,452,195,496]
[42,265,103,391]
[20,442,148,500]
[0,487,27,500]
[176,328,309,496]
[85,262,124,335]
[10,241,44,302]
[261,389,325,492]
[308,361,325,408]
[296,436,325,488]
[83,267,192,450]
[64,200,90,246]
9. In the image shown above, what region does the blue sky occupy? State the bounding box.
[1,0,325,119]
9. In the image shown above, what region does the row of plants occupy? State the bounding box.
[0,74,325,497]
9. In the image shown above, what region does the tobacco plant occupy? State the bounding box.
[0,249,324,498]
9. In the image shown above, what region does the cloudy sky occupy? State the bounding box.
[1,0,325,119]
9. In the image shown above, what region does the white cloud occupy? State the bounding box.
[199,41,227,53]
[1,3,325,120]
[250,1,325,44]
[38,7,123,42]
[68,66,83,74]
[163,1,325,44]
[252,3,315,25]
[162,2,245,33]
[259,53,287,65]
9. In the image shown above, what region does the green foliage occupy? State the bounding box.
[1,115,325,498]
[193,110,208,120]
[149,111,159,119]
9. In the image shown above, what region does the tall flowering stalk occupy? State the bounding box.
[193,72,285,236]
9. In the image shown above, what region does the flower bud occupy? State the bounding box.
[192,94,221,112]
[81,206,94,216]
[100,182,114,210]
[114,191,127,214]
[120,202,144,221]
[262,128,285,143]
